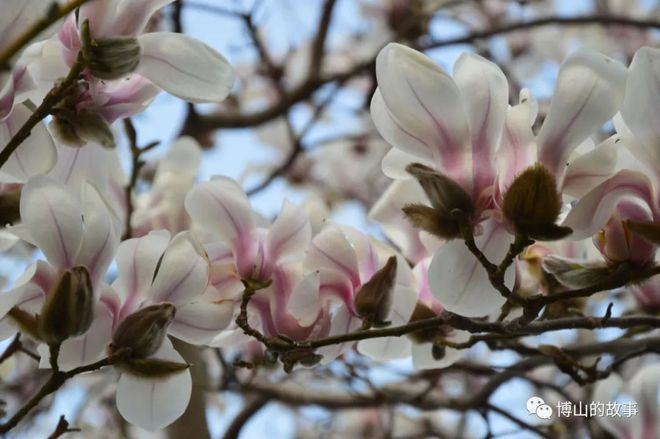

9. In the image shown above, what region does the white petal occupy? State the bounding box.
[317,305,360,364]
[287,271,321,327]
[453,53,508,193]
[304,226,360,288]
[495,90,538,195]
[113,230,171,303]
[562,136,619,198]
[79,0,120,38]
[373,43,470,172]
[562,170,654,240]
[537,49,626,179]
[381,147,434,180]
[137,32,234,103]
[112,0,174,36]
[168,301,233,345]
[20,175,83,268]
[185,177,254,247]
[358,335,412,362]
[75,184,121,285]
[620,47,660,175]
[147,232,208,305]
[115,338,192,431]
[411,331,469,370]
[266,200,311,264]
[629,364,660,439]
[0,104,56,183]
[428,220,513,317]
[55,303,113,370]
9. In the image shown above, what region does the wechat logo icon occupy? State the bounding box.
[526,396,553,420]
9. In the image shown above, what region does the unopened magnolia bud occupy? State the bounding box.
[110,303,175,358]
[402,204,461,239]
[51,108,115,149]
[81,20,141,80]
[406,163,474,216]
[405,163,474,239]
[502,164,572,241]
[354,256,397,328]
[117,357,190,379]
[407,302,439,343]
[38,266,94,345]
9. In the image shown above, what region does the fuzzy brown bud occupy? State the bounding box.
[402,204,461,239]
[50,108,115,149]
[110,303,175,358]
[405,163,474,239]
[354,256,397,328]
[406,302,440,343]
[38,266,94,345]
[117,357,190,379]
[81,20,141,80]
[502,164,572,241]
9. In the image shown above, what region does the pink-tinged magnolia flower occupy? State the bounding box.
[132,137,202,236]
[357,258,469,369]
[0,2,57,182]
[62,0,233,102]
[303,224,417,362]
[99,230,226,431]
[0,175,121,357]
[371,43,626,317]
[593,363,660,439]
[563,47,660,268]
[185,177,335,351]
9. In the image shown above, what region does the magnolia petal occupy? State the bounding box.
[113,230,171,304]
[267,200,311,264]
[79,0,120,38]
[592,374,629,437]
[428,220,513,317]
[147,232,208,305]
[357,335,412,362]
[111,0,175,36]
[562,136,619,198]
[287,271,321,327]
[369,180,431,263]
[53,303,114,370]
[115,338,192,431]
[75,184,121,285]
[305,226,360,288]
[371,89,434,163]
[389,284,418,324]
[380,148,420,180]
[411,333,468,370]
[373,44,470,171]
[453,53,508,195]
[168,301,233,345]
[185,177,254,248]
[537,49,626,180]
[317,305,360,364]
[562,170,655,240]
[137,32,234,103]
[620,47,660,175]
[0,104,56,183]
[629,364,660,439]
[20,175,83,268]
[496,90,538,195]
